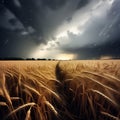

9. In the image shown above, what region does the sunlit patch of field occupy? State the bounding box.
[0,60,120,120]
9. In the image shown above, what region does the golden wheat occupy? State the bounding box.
[0,60,120,120]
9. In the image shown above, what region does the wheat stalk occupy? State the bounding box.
[44,100,58,116]
[7,102,36,118]
[23,84,42,97]
[101,111,120,120]
[84,75,120,95]
[25,107,32,120]
[91,89,118,106]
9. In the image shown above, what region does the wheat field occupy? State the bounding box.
[0,60,120,120]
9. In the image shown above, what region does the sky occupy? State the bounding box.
[0,0,120,60]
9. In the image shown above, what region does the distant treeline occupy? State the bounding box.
[0,57,120,60]
[0,57,57,61]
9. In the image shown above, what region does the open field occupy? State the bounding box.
[0,60,120,120]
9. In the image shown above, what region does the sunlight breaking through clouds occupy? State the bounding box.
[54,0,113,47]
[29,0,119,59]
[1,0,119,59]
[55,53,76,60]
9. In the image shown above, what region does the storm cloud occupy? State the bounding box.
[0,0,120,59]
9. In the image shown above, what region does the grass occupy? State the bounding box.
[0,60,120,120]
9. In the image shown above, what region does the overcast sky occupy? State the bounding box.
[0,0,120,59]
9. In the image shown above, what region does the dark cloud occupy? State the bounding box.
[77,0,90,9]
[0,0,88,45]
[55,0,120,59]
[0,4,6,14]
[42,0,67,10]
[9,18,17,26]
[66,17,72,23]
[0,27,36,57]
[0,0,120,59]
[0,0,68,46]
[42,0,90,10]
[63,39,120,59]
